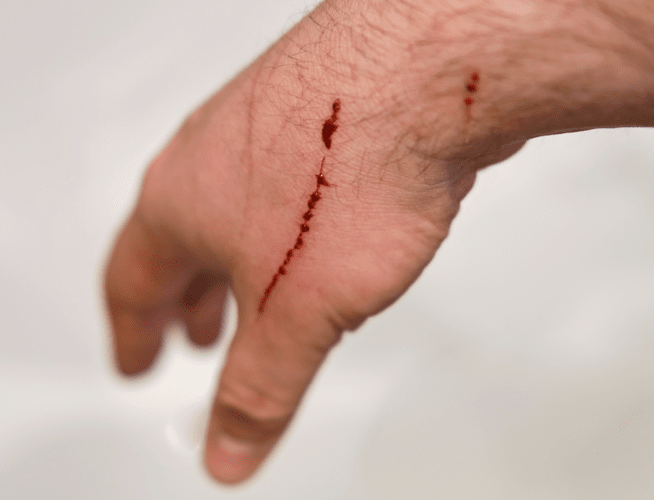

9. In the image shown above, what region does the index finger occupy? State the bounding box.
[104,212,194,374]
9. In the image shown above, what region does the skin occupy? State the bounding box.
[104,0,654,485]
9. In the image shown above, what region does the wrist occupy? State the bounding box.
[258,0,654,166]
[195,0,654,207]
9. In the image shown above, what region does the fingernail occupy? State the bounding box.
[216,433,257,458]
[206,433,259,484]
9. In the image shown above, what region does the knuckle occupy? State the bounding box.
[212,401,290,444]
[285,318,344,358]
[215,371,298,443]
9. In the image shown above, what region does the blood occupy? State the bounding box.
[258,104,339,313]
[464,72,479,122]
[321,99,341,149]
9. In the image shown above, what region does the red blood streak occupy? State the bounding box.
[258,112,338,313]
[321,99,341,149]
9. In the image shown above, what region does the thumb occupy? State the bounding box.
[203,306,342,484]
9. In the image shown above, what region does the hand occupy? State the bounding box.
[104,0,653,484]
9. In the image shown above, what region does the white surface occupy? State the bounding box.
[1,1,654,498]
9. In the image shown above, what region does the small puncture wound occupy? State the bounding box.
[258,101,339,313]
[464,72,479,122]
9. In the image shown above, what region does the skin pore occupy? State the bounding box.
[104,0,654,485]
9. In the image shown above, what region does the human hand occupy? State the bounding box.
[104,0,653,484]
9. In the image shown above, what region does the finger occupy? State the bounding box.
[178,271,230,347]
[104,212,195,375]
[203,308,342,484]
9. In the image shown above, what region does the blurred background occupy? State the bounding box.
[1,0,654,498]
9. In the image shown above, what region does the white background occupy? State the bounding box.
[1,0,654,498]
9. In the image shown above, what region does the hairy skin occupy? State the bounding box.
[104,0,654,485]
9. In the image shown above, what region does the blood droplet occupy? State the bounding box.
[464,72,479,122]
[317,173,330,187]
